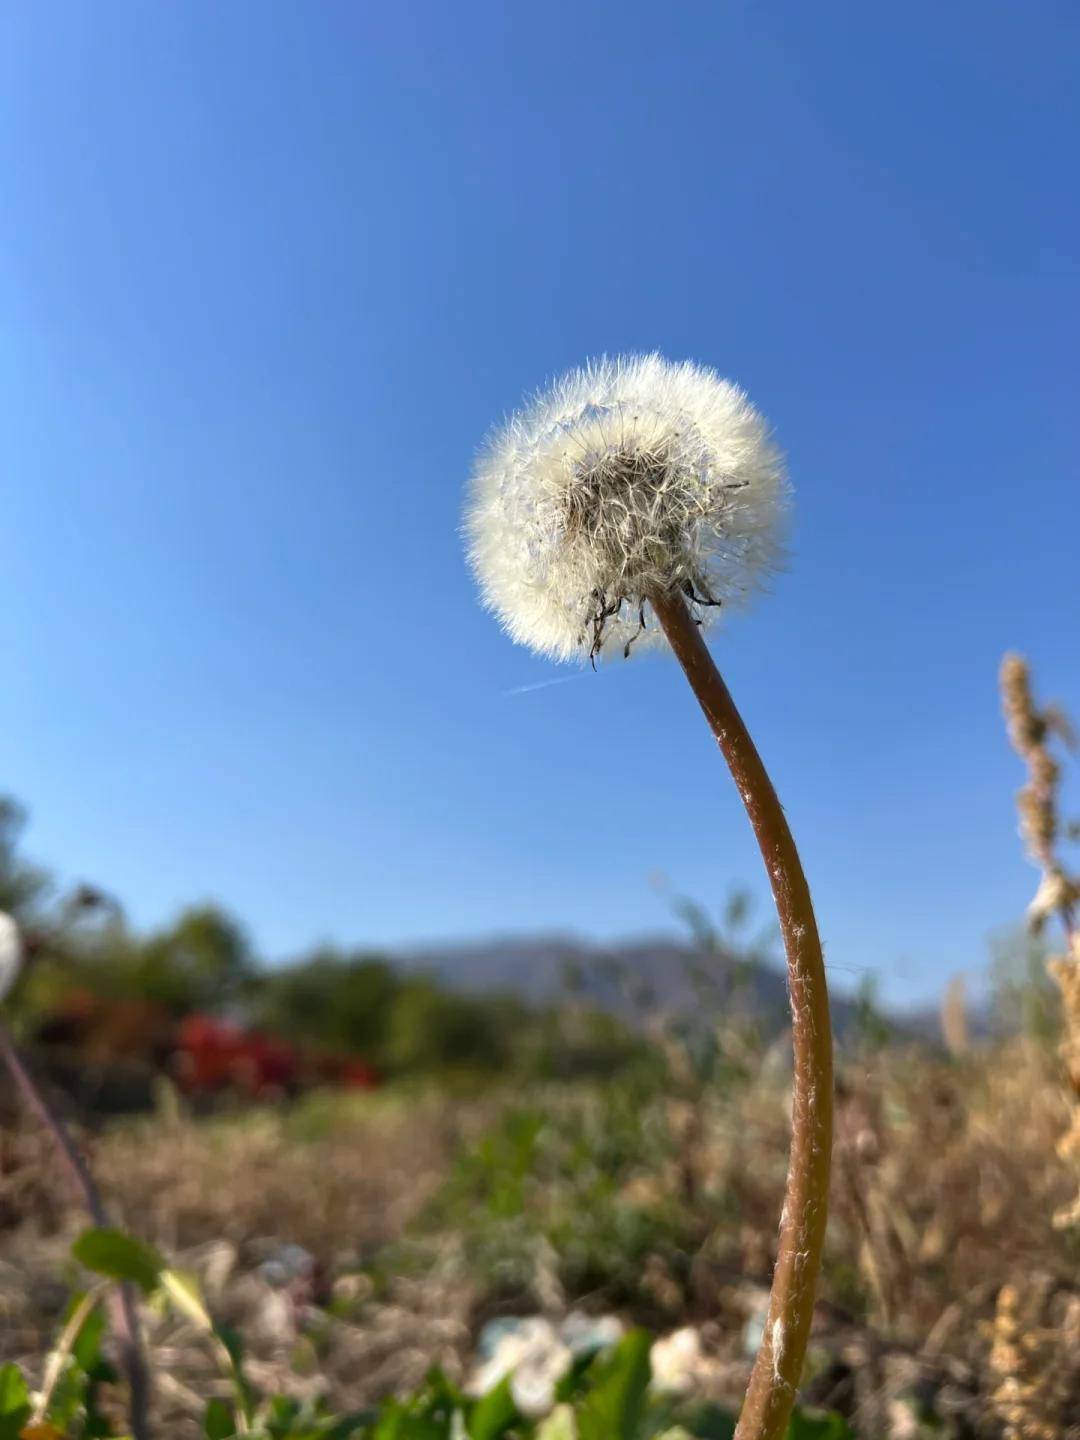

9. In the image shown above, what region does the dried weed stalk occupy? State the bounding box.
[1000,653,1080,1228]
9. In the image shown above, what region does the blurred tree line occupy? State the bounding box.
[0,796,640,1081]
[5,790,1056,1089]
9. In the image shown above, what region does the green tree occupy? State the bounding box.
[0,796,51,921]
[382,975,510,1073]
[256,950,399,1054]
[131,906,254,1014]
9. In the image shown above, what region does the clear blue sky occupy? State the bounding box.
[2,2,1077,1006]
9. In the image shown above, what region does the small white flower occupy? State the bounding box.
[465,354,787,662]
[559,1311,624,1355]
[0,912,22,1002]
[470,1312,625,1419]
[650,1327,703,1394]
[467,1318,571,1417]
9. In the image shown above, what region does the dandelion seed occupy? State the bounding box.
[502,674,588,698]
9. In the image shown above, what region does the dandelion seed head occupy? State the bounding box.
[0,912,21,1002]
[465,353,789,662]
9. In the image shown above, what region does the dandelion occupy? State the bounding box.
[0,911,21,1001]
[466,354,787,665]
[464,354,834,1440]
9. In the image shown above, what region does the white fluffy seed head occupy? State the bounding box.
[465,353,789,663]
[0,912,22,1003]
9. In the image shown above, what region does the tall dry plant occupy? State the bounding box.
[465,354,833,1440]
[999,653,1080,1228]
[0,910,152,1439]
[988,1280,1080,1440]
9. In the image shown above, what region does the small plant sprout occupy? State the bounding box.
[0,911,152,1439]
[465,354,834,1440]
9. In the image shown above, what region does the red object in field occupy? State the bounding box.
[334,1057,380,1090]
[173,1014,301,1099]
[172,1015,381,1099]
[34,993,381,1103]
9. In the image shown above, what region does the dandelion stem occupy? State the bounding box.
[651,590,833,1440]
[0,1019,153,1440]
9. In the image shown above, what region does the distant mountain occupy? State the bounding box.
[394,932,928,1044]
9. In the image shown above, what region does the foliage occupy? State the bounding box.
[134,908,255,1015]
[847,976,893,1054]
[11,1233,854,1439]
[2,1293,116,1439]
[0,798,51,924]
[4,795,1079,1437]
[988,925,1062,1045]
[253,952,401,1057]
[0,794,643,1083]
[14,902,255,1025]
[663,885,775,1018]
[408,1070,725,1309]
[254,953,560,1079]
[70,1230,165,1296]
[394,892,778,1310]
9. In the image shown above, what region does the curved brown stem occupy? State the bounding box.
[651,591,833,1440]
[0,1020,153,1439]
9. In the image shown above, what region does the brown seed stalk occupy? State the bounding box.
[650,588,834,1440]
[1000,652,1080,1229]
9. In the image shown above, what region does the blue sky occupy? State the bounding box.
[2,2,1077,1006]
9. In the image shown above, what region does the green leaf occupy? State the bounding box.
[0,1363,31,1439]
[553,1350,599,1404]
[72,1228,165,1295]
[371,1400,406,1440]
[372,1400,446,1440]
[161,1269,214,1331]
[785,1410,854,1440]
[217,1324,246,1369]
[205,1398,236,1439]
[467,1376,517,1440]
[322,1413,377,1440]
[264,1394,303,1436]
[576,1330,651,1440]
[214,1324,257,1420]
[0,1364,29,1416]
[418,1368,464,1414]
[71,1303,108,1376]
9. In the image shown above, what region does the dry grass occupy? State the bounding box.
[1,1032,1077,1438]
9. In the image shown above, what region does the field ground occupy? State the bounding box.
[1,1038,1079,1439]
